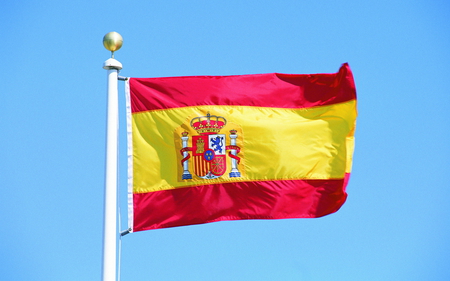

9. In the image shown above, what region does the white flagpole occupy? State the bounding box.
[102,32,123,281]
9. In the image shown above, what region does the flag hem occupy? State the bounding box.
[125,79,134,233]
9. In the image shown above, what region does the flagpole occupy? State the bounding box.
[102,32,123,281]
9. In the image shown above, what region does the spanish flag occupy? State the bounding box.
[126,63,357,232]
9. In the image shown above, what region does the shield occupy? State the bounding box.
[192,134,226,179]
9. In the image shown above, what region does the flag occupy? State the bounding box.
[126,63,357,232]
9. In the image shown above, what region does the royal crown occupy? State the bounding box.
[190,112,227,134]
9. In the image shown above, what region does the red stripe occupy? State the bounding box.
[133,174,350,231]
[130,63,356,113]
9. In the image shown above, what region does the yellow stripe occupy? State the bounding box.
[132,100,357,193]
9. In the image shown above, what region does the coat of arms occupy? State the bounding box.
[179,112,241,180]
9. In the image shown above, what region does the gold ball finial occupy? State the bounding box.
[103,32,123,57]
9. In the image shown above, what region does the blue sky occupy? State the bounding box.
[1,1,449,280]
